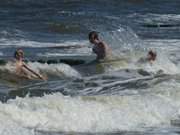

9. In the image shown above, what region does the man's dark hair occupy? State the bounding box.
[88,31,99,40]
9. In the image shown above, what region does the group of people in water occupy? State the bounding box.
[14,31,157,81]
[89,31,156,62]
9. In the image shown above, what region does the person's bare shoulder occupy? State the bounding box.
[99,42,106,49]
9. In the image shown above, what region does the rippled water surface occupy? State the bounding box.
[1,0,180,135]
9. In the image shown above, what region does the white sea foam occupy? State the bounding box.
[0,80,180,134]
[136,51,180,74]
[97,48,180,75]
[145,39,180,51]
[101,28,143,51]
[37,52,92,57]
[0,62,81,79]
[27,62,81,78]
[0,38,89,48]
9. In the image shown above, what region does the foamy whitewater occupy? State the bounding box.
[1,1,180,135]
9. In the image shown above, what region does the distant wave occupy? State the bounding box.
[0,38,89,48]
[128,13,180,27]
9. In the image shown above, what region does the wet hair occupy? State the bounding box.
[14,49,24,59]
[148,50,157,61]
[88,31,99,41]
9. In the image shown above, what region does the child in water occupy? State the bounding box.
[88,31,112,61]
[138,50,157,64]
[14,49,47,80]
[147,50,157,62]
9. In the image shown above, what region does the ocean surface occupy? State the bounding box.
[1,0,180,135]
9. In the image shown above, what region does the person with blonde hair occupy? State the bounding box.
[14,49,47,80]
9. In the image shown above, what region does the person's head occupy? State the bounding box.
[88,31,99,44]
[147,50,156,61]
[14,49,24,60]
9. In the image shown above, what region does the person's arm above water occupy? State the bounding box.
[22,63,47,80]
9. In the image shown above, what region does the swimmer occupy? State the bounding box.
[89,31,112,61]
[147,50,157,62]
[14,49,47,80]
[137,50,157,64]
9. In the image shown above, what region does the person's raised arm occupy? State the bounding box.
[22,63,47,80]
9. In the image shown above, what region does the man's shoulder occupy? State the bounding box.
[98,42,106,48]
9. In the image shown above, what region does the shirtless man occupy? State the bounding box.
[88,31,111,61]
[14,49,47,80]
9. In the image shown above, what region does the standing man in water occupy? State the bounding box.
[14,49,47,80]
[89,31,112,61]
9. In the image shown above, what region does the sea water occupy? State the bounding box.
[1,0,180,135]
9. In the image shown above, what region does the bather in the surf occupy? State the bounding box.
[89,31,112,61]
[147,50,157,62]
[14,49,47,80]
[138,50,157,64]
